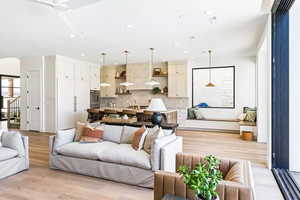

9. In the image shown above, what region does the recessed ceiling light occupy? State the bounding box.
[81,53,85,57]
[70,34,76,38]
[189,36,196,40]
[204,10,213,16]
[174,42,181,47]
[127,24,133,28]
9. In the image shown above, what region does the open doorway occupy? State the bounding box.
[0,75,21,129]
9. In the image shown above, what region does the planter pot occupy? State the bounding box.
[196,195,219,200]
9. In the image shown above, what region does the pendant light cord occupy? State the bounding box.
[209,50,212,82]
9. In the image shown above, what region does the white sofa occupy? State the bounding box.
[49,124,183,188]
[0,131,29,179]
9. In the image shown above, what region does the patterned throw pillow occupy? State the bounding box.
[143,126,164,154]
[245,110,256,122]
[131,126,148,151]
[187,108,197,119]
[193,109,204,120]
[79,126,103,143]
[74,122,86,142]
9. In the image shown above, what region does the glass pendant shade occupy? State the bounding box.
[145,48,160,86]
[99,53,111,87]
[120,50,134,87]
[205,50,215,87]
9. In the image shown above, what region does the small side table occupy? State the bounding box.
[162,194,190,200]
[239,121,257,141]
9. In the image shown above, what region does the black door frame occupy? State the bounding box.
[271,0,295,169]
[0,74,21,121]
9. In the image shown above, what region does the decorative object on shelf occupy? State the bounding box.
[153,68,161,75]
[120,70,126,78]
[100,52,111,87]
[120,50,134,87]
[123,114,129,120]
[147,98,167,126]
[152,87,161,95]
[205,50,216,87]
[145,48,160,86]
[178,155,222,200]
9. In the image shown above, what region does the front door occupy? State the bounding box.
[27,70,40,131]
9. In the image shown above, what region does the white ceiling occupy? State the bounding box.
[0,0,269,64]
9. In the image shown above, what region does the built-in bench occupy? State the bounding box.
[179,118,241,133]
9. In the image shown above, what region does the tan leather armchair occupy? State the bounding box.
[154,153,255,200]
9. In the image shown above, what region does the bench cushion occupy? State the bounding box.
[0,147,18,161]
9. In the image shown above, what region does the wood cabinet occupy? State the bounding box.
[168,61,188,98]
[100,66,117,97]
[127,63,152,90]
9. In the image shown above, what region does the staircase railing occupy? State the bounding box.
[7,96,21,129]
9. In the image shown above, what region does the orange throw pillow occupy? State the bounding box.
[131,126,147,150]
[80,126,103,143]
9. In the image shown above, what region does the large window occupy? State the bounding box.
[192,66,235,108]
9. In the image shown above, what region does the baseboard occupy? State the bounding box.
[177,126,240,134]
[272,168,300,200]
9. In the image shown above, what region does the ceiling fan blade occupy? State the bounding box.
[30,0,56,7]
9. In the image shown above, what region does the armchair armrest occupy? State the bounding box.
[21,136,29,169]
[51,128,75,154]
[161,137,183,172]
[154,171,190,200]
[217,181,254,200]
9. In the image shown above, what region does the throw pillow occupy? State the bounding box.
[79,126,103,143]
[0,129,3,147]
[103,125,124,144]
[245,110,256,122]
[193,109,204,120]
[131,126,148,151]
[224,162,243,183]
[187,108,197,119]
[74,122,86,142]
[2,131,25,156]
[121,126,140,144]
[239,113,247,121]
[143,126,164,154]
[54,129,76,150]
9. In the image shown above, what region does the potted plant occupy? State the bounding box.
[178,155,223,200]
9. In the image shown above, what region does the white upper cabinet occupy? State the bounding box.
[168,61,188,98]
[127,63,152,90]
[75,61,90,81]
[56,58,75,80]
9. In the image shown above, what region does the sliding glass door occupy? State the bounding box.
[0,75,20,121]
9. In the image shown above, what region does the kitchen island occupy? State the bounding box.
[87,107,178,124]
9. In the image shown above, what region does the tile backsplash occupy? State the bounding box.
[100,90,189,109]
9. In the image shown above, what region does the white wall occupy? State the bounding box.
[188,56,256,120]
[289,1,300,172]
[256,15,272,144]
[0,57,20,76]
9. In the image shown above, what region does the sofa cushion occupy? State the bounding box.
[103,125,124,144]
[120,126,140,144]
[2,132,25,157]
[56,141,118,160]
[0,147,18,161]
[98,144,151,170]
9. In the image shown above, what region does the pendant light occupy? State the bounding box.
[145,48,160,86]
[100,53,111,87]
[120,50,134,87]
[205,50,215,87]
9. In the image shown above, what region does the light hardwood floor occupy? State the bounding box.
[0,130,283,200]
